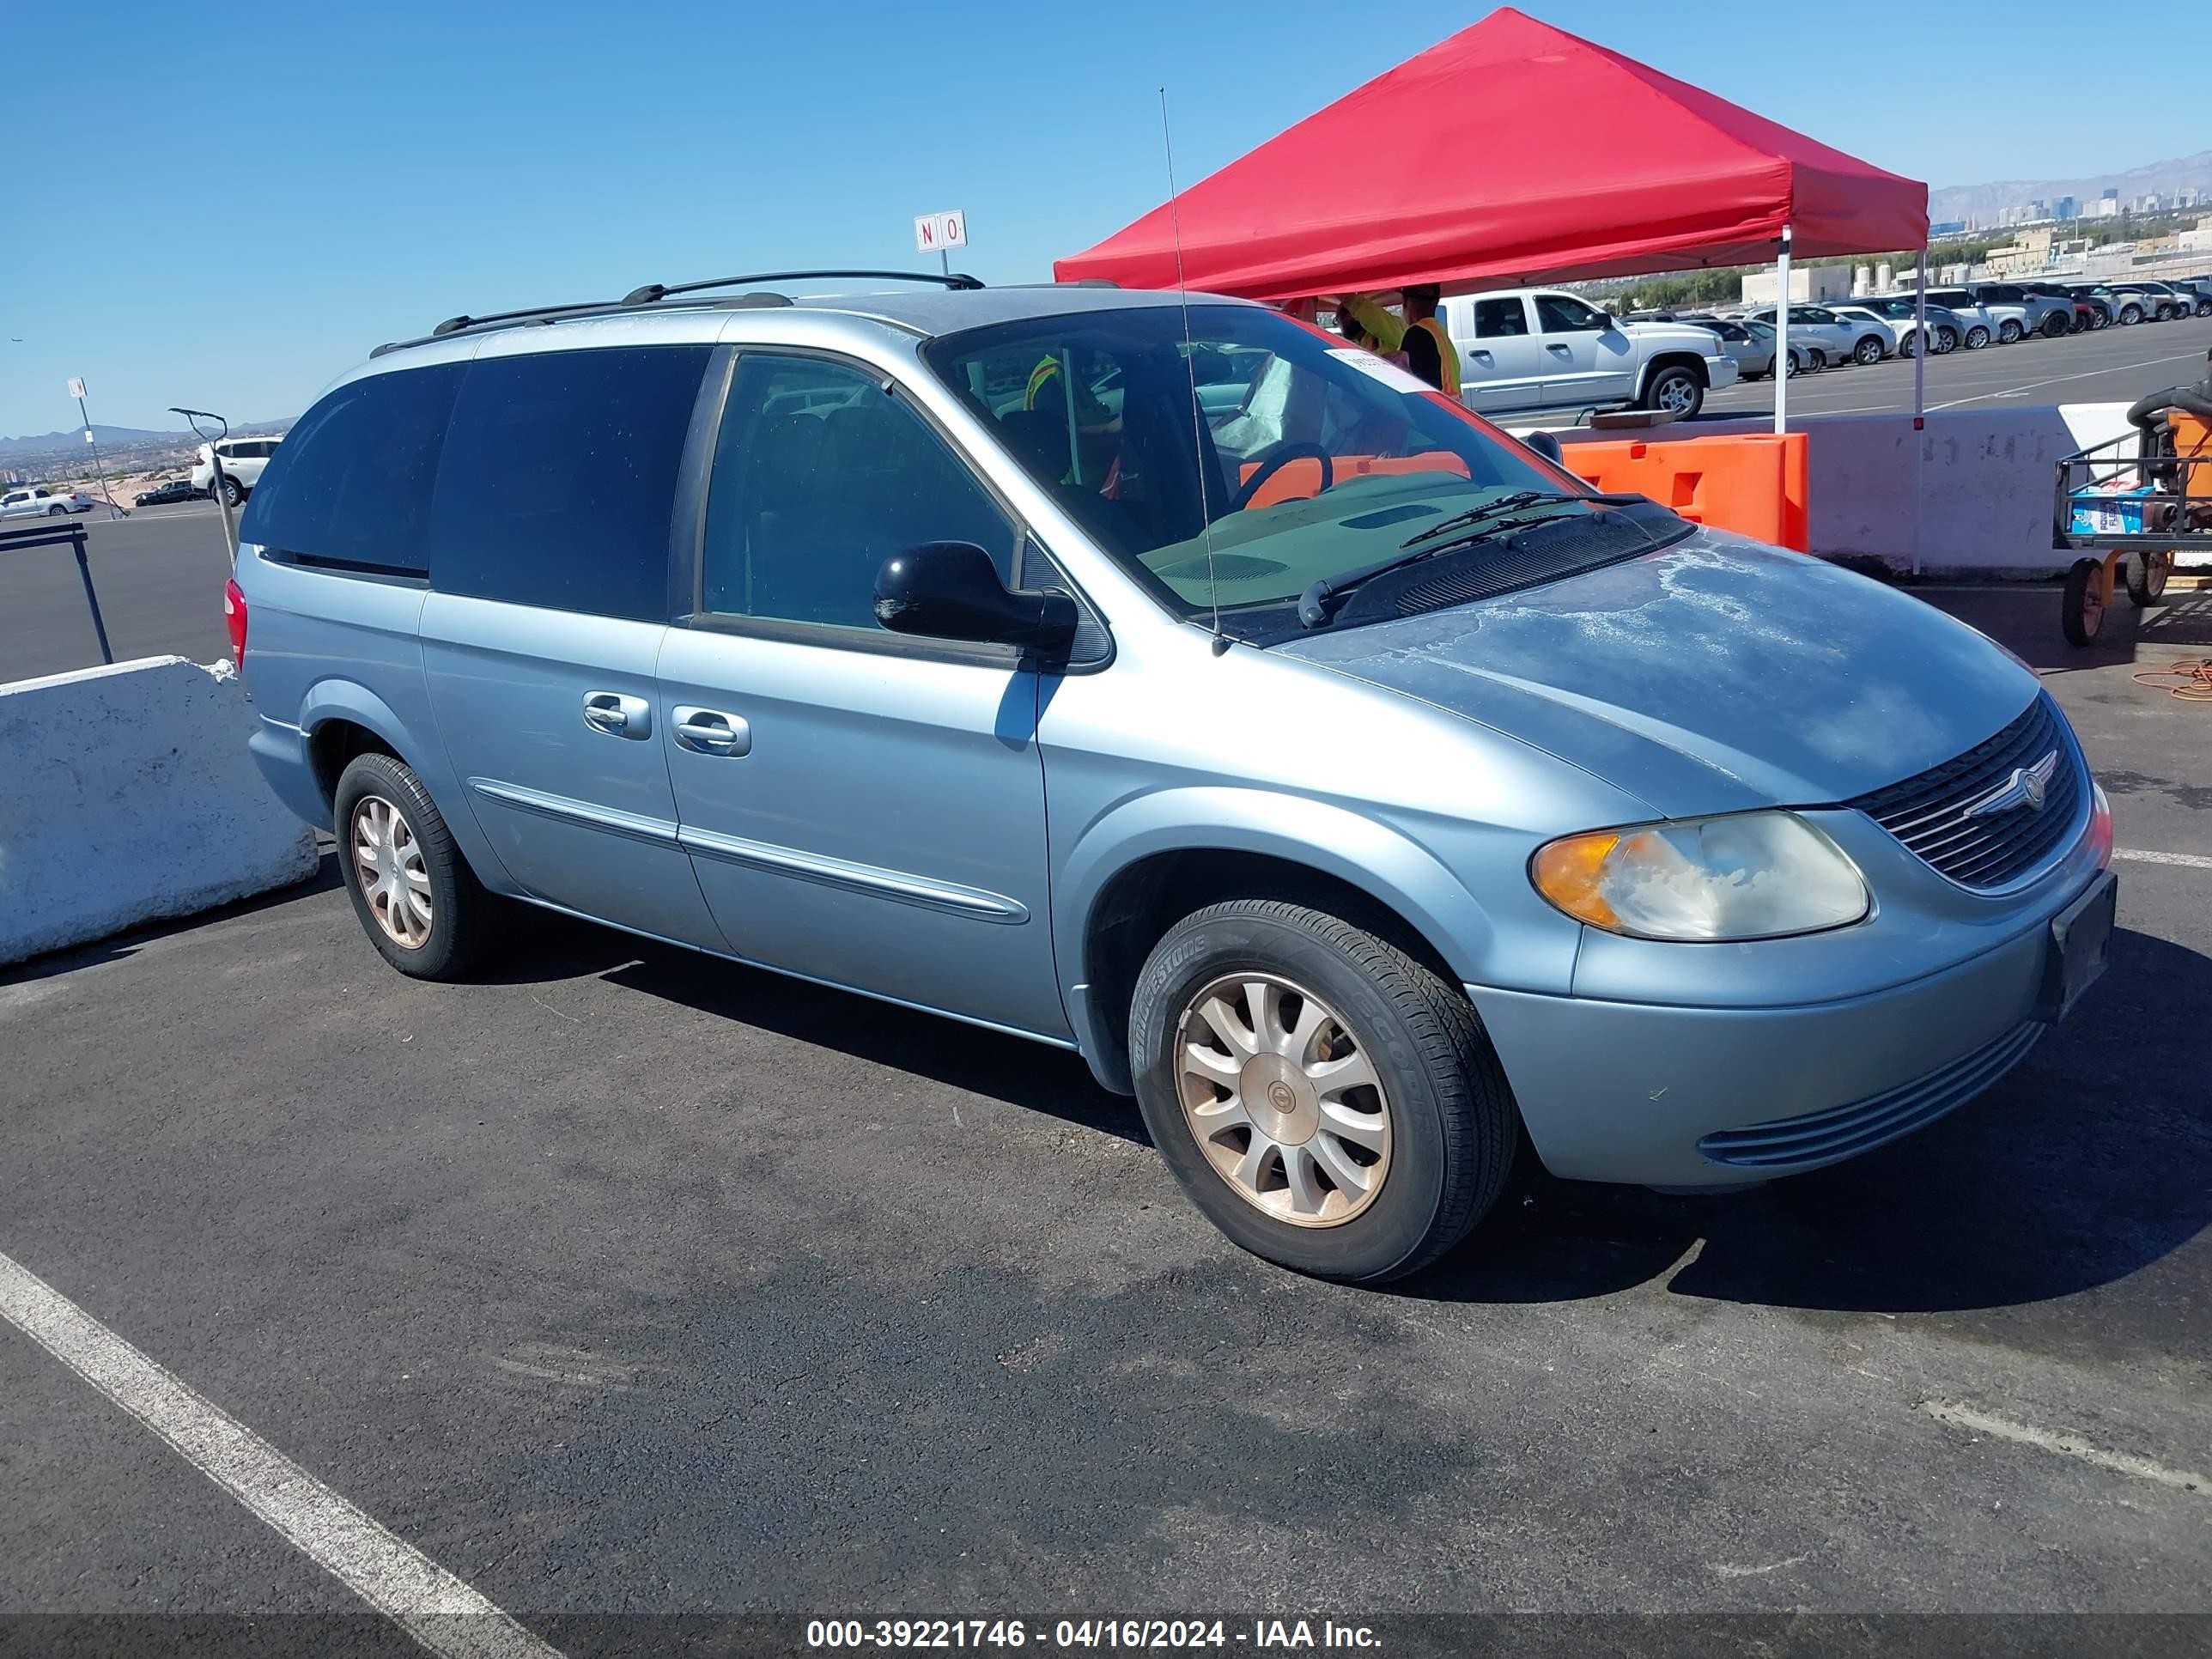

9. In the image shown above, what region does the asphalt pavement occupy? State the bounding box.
[1692,313,2212,422]
[1,588,2207,1656]
[0,501,234,683]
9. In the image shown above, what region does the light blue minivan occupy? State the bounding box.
[233,273,2116,1282]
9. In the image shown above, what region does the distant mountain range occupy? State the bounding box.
[1930,150,2212,226]
[0,420,290,464]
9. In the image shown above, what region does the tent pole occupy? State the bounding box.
[1774,223,1792,435]
[1913,243,1928,576]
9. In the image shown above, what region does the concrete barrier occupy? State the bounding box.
[1,656,319,967]
[1537,402,2199,577]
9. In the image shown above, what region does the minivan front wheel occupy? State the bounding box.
[1129,899,1514,1283]
[334,750,490,980]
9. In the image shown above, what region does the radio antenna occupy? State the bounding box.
[1158,87,1227,655]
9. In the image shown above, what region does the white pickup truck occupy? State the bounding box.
[1,485,100,519]
[1440,289,1738,420]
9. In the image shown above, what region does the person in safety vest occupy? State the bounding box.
[1024,353,1123,494]
[1336,289,1461,398]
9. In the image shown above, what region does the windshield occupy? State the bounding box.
[922,303,1607,632]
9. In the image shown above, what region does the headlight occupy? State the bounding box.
[1530,811,1869,941]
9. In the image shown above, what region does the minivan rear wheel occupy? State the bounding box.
[1128,899,1515,1283]
[334,751,491,980]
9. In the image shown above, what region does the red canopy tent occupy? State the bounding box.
[1055,8,1929,433]
[1054,7,1928,298]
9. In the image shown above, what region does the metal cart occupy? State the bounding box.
[2051,416,2209,645]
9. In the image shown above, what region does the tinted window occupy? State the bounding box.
[427,345,711,622]
[1473,298,1528,337]
[1534,294,1604,332]
[700,355,1016,632]
[237,363,462,573]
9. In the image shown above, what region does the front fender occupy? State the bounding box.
[1054,786,1524,1089]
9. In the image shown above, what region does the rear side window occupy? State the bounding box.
[426,344,712,622]
[1473,298,1528,337]
[237,363,463,574]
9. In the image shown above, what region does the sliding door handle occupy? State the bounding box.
[672,706,751,757]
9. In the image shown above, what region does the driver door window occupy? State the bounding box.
[699,355,1018,632]
[1533,294,1630,405]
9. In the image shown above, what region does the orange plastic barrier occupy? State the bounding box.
[1559,432,1810,550]
[2173,413,2211,501]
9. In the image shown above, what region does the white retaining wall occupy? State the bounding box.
[0,656,319,967]
[1551,401,2185,577]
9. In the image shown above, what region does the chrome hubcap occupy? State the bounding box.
[351,794,432,949]
[1657,380,1694,413]
[1176,974,1391,1228]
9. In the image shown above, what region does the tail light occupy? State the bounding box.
[223,576,248,669]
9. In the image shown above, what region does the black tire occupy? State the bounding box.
[222,475,246,508]
[1854,335,1885,365]
[1128,899,1515,1284]
[1966,325,1990,349]
[332,750,493,980]
[2043,313,2070,338]
[1998,320,2023,344]
[1936,325,1959,353]
[2062,558,2105,647]
[1782,352,1798,378]
[1640,364,1704,418]
[1806,350,1826,374]
[2119,304,2142,326]
[2091,310,2108,330]
[2124,550,2172,607]
[46,503,66,516]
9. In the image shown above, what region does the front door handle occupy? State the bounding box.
[672,705,751,757]
[583,691,651,739]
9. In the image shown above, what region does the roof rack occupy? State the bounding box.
[370,269,984,359]
[619,269,983,306]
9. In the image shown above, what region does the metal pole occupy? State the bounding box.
[209,451,239,557]
[74,392,123,520]
[1912,246,1927,422]
[1912,244,1928,578]
[1774,224,1792,435]
[940,248,950,279]
[70,532,114,665]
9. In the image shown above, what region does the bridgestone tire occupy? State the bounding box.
[1129,899,1516,1284]
[333,750,494,981]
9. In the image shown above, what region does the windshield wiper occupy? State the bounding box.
[1296,490,1646,629]
[1399,489,1638,549]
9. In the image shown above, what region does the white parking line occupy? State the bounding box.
[0,1250,561,1659]
[1924,349,2212,412]
[1921,1401,2206,1494]
[2114,848,2212,870]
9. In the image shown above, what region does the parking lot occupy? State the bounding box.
[1696,313,2212,422]
[3,580,2207,1653]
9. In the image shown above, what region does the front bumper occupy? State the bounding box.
[1466,890,2085,1190]
[1705,354,1740,391]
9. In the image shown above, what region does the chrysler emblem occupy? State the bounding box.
[1962,750,2059,818]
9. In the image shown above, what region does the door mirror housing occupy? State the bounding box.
[875,541,1078,653]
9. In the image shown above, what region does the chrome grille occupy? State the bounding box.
[1847,694,2083,890]
[1698,1022,2042,1169]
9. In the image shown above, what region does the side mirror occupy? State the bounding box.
[1594,311,1615,330]
[874,541,1078,653]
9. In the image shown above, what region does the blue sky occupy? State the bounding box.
[0,0,2174,434]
